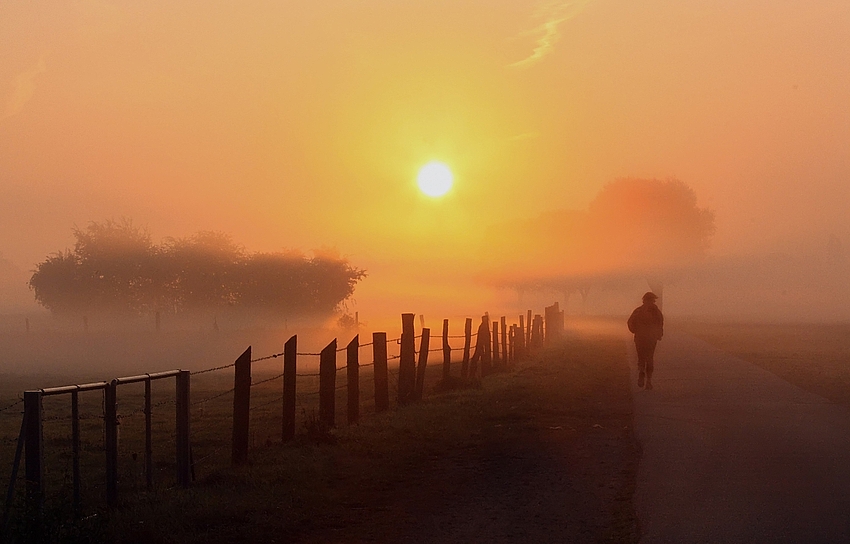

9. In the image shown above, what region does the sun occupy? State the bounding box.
[417,161,453,197]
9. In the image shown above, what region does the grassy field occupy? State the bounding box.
[0,325,640,543]
[678,321,850,405]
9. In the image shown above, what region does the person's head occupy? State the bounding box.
[642,292,658,304]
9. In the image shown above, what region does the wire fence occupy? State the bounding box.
[1,307,556,534]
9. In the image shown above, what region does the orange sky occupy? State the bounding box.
[1,0,849,315]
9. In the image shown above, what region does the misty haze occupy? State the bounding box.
[1,1,850,542]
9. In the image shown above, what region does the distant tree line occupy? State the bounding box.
[29,219,366,317]
[483,177,716,303]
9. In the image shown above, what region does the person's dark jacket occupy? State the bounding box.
[628,303,664,341]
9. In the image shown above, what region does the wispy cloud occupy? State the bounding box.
[509,0,594,69]
[2,56,48,122]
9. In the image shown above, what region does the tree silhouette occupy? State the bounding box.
[29,220,365,317]
[484,177,715,306]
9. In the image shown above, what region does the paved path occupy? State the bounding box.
[631,330,850,543]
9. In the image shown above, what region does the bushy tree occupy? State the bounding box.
[29,220,365,317]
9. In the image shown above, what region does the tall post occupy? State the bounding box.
[347,335,360,425]
[500,316,508,370]
[319,340,337,427]
[526,310,532,347]
[231,347,252,467]
[518,314,526,360]
[144,379,153,491]
[71,389,81,514]
[492,321,500,369]
[481,315,492,378]
[545,303,562,345]
[461,318,472,379]
[373,332,389,413]
[398,313,417,405]
[105,381,119,508]
[176,370,191,488]
[442,319,451,382]
[282,335,297,441]
[508,326,515,368]
[24,391,43,528]
[415,328,430,401]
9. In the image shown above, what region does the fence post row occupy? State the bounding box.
[232,347,252,467]
[13,303,564,526]
[347,335,360,425]
[319,340,337,428]
[373,332,389,412]
[398,313,416,405]
[414,328,430,401]
[282,335,298,442]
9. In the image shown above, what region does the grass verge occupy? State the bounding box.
[679,321,850,405]
[9,331,639,543]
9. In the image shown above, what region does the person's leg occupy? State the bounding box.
[644,340,657,389]
[635,338,646,387]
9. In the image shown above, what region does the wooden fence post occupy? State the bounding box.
[319,340,337,428]
[398,313,416,405]
[493,319,502,370]
[492,321,500,369]
[176,370,191,488]
[373,332,389,412]
[347,335,360,425]
[71,389,81,514]
[532,315,544,352]
[282,335,297,441]
[545,303,562,345]
[499,316,509,370]
[105,380,119,507]
[231,347,252,467]
[538,314,545,346]
[415,328,430,400]
[23,390,43,528]
[442,319,451,382]
[481,315,492,378]
[508,325,516,369]
[518,314,526,360]
[461,318,472,379]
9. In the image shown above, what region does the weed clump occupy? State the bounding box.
[302,409,336,444]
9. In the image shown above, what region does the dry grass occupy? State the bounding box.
[0,328,639,543]
[678,320,850,404]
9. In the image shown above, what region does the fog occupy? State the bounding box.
[2,0,850,346]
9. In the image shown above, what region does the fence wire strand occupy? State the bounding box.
[0,398,23,413]
[251,373,284,387]
[191,363,235,376]
[192,387,235,406]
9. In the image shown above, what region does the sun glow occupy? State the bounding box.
[417,162,454,197]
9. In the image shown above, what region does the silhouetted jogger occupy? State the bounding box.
[628,292,664,389]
